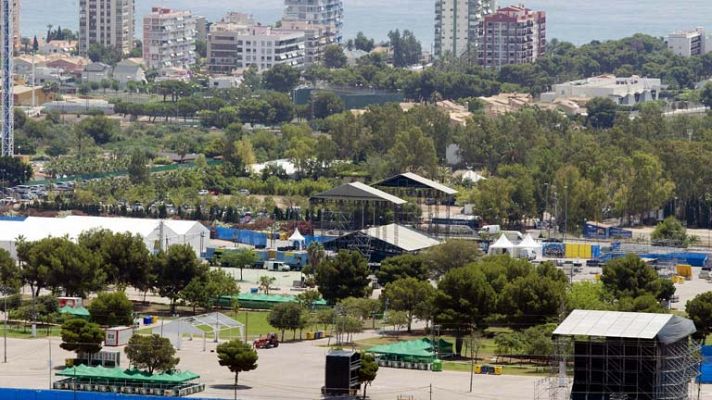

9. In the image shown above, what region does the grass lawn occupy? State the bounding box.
[0,324,61,338]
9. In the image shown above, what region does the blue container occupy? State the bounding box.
[143,315,153,325]
[250,288,259,294]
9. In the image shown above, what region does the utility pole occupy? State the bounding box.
[469,325,475,393]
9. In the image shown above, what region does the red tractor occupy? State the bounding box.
[253,333,279,349]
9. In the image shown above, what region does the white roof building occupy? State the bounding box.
[540,75,663,106]
[0,216,209,258]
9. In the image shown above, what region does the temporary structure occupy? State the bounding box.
[515,234,541,258]
[288,228,306,250]
[488,234,514,255]
[59,305,91,318]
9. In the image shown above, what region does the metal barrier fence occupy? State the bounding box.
[0,388,221,400]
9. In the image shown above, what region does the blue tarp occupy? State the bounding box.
[0,388,220,400]
[583,223,632,239]
[0,215,25,221]
[699,346,712,383]
[638,252,709,267]
[213,227,268,247]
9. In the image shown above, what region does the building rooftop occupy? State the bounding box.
[312,182,407,205]
[362,224,440,252]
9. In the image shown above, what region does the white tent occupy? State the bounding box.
[488,234,514,255]
[515,234,541,259]
[288,228,306,250]
[152,319,206,350]
[459,170,487,183]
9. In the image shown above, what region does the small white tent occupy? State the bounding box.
[488,234,514,255]
[289,228,306,250]
[515,234,541,259]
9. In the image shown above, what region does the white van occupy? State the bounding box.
[479,225,501,235]
[263,260,290,272]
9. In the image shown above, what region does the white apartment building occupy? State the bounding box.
[477,5,546,68]
[208,24,305,73]
[279,19,336,65]
[79,0,135,56]
[540,75,663,106]
[667,28,712,57]
[434,0,496,58]
[143,7,196,71]
[284,0,343,43]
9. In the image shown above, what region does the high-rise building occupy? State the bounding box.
[667,28,712,57]
[279,19,336,66]
[143,7,196,71]
[208,22,305,74]
[79,0,135,56]
[477,5,545,68]
[283,0,343,43]
[434,0,496,58]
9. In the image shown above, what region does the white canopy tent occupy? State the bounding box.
[288,228,306,250]
[488,234,514,255]
[515,234,541,258]
[152,319,206,350]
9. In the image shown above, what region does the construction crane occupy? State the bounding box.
[1,0,13,157]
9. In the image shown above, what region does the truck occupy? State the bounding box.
[478,225,501,235]
[263,260,290,272]
[104,326,133,347]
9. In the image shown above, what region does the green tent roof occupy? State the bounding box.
[222,293,328,306]
[59,305,91,317]
[367,338,454,361]
[57,365,199,384]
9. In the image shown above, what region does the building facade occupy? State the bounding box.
[434,0,496,58]
[477,5,545,68]
[283,0,343,43]
[79,0,135,56]
[279,19,336,65]
[208,24,305,73]
[540,75,663,106]
[667,28,711,57]
[143,7,196,71]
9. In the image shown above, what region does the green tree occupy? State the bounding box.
[60,318,104,358]
[88,291,133,327]
[217,339,258,392]
[295,289,323,310]
[601,255,670,302]
[180,269,237,312]
[358,352,378,399]
[567,281,611,311]
[259,275,276,295]
[422,240,480,277]
[434,265,495,354]
[382,277,435,332]
[497,263,568,327]
[586,97,618,129]
[686,291,712,343]
[220,249,258,281]
[153,244,207,313]
[262,64,300,93]
[75,115,119,145]
[494,331,523,363]
[388,29,422,67]
[0,248,21,291]
[315,251,371,304]
[353,32,375,52]
[387,127,438,177]
[651,216,695,247]
[310,92,345,119]
[78,229,152,290]
[128,149,150,184]
[0,156,33,186]
[700,81,712,108]
[323,45,347,68]
[376,254,429,286]
[125,334,179,374]
[268,302,305,341]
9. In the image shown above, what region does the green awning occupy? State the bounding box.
[57,365,199,384]
[59,305,91,317]
[367,338,454,362]
[219,293,328,308]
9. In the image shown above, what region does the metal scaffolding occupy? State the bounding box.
[0,0,12,157]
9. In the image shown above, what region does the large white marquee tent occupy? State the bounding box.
[0,216,209,259]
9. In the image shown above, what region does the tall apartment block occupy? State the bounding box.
[667,28,712,57]
[143,7,196,71]
[283,0,343,43]
[434,0,496,58]
[280,19,336,66]
[79,0,135,56]
[477,5,545,68]
[208,21,305,74]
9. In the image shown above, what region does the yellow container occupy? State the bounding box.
[306,332,314,340]
[565,244,576,258]
[675,265,692,280]
[581,244,592,259]
[494,366,503,375]
[473,365,481,374]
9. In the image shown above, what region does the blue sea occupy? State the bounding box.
[20,0,712,46]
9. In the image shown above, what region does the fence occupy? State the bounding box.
[213,227,268,247]
[0,388,220,400]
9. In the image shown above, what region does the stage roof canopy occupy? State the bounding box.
[311,182,406,205]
